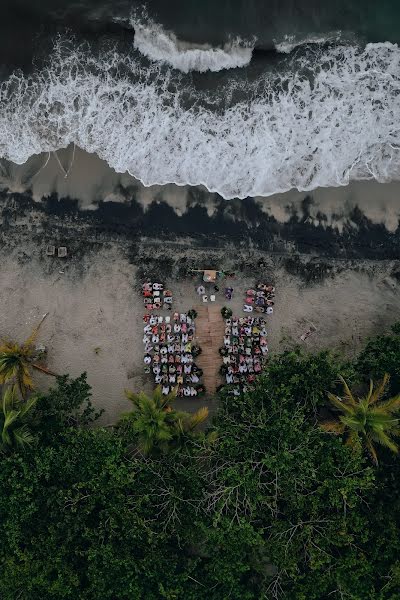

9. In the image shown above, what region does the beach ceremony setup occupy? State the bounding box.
[3,0,400,597]
[141,275,276,397]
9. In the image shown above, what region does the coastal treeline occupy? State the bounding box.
[1,327,400,599]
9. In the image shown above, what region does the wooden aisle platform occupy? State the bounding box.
[195,304,225,395]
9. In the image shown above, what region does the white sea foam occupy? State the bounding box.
[132,17,253,72]
[273,32,346,54]
[1,40,400,200]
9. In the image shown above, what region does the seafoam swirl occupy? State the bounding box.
[0,40,400,199]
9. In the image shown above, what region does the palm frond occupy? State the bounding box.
[152,386,164,407]
[368,373,390,405]
[206,430,218,445]
[13,425,35,450]
[375,394,400,414]
[19,395,38,417]
[185,406,209,431]
[2,409,21,446]
[156,428,174,442]
[124,389,142,408]
[0,355,20,384]
[326,392,354,415]
[2,385,19,412]
[324,374,400,465]
[365,437,379,465]
[340,414,365,432]
[0,351,34,397]
[121,385,211,454]
[370,429,399,453]
[338,376,358,407]
[23,314,48,348]
[163,386,177,408]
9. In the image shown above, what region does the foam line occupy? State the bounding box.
[1,40,400,199]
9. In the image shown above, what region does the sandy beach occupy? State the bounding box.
[3,145,400,232]
[0,146,400,423]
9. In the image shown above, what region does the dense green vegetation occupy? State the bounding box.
[1,325,400,599]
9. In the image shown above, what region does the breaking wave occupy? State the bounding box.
[132,17,253,73]
[1,39,400,199]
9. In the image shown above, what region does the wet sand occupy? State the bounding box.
[3,145,400,232]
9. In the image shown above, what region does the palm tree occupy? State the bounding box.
[321,374,400,465]
[0,314,56,398]
[120,387,211,455]
[1,385,37,451]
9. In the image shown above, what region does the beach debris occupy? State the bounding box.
[300,323,317,341]
[31,151,51,180]
[46,245,56,256]
[58,246,68,258]
[35,343,47,355]
[53,143,76,178]
[143,312,204,397]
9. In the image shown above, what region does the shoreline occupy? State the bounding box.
[2,146,400,248]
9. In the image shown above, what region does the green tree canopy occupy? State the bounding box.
[1,330,400,599]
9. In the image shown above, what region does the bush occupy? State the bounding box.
[253,348,354,411]
[356,322,400,393]
[33,374,103,442]
[221,306,232,319]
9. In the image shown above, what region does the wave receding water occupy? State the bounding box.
[1,39,400,200]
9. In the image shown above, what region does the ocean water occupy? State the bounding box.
[0,0,400,199]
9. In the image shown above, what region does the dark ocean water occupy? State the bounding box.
[2,0,400,61]
[0,1,400,199]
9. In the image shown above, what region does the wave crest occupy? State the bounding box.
[131,17,253,73]
[1,40,400,199]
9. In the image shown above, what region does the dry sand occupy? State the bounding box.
[0,240,399,424]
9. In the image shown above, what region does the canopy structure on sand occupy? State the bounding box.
[203,270,217,282]
[190,269,228,282]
